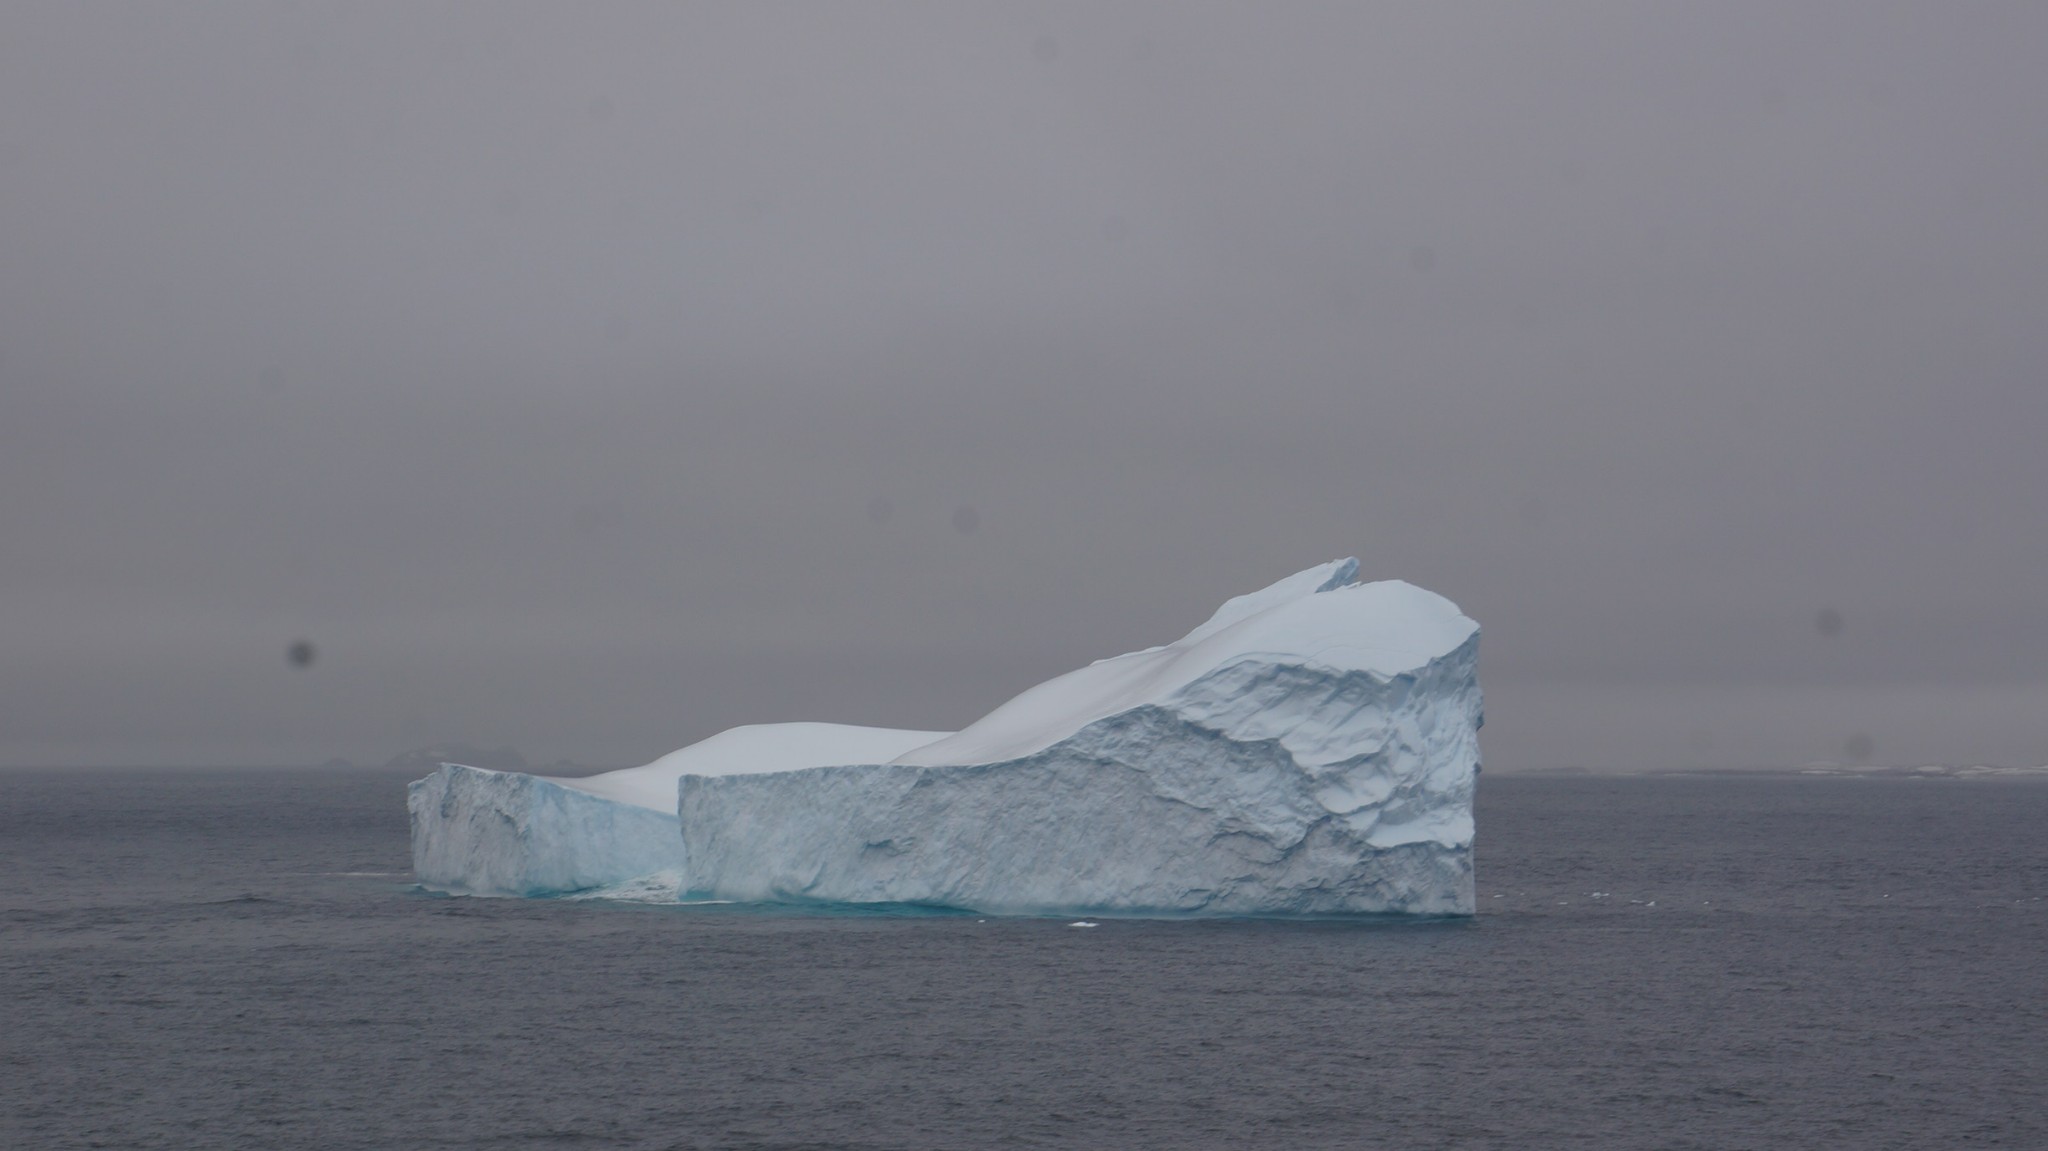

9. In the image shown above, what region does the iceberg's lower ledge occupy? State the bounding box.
[407,765,685,897]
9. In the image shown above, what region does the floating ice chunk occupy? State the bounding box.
[410,559,1484,916]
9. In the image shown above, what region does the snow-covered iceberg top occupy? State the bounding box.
[547,722,953,810]
[410,559,1483,915]
[891,558,1473,769]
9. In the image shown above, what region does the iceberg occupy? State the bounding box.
[409,559,1483,915]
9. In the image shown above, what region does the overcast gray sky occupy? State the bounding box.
[3,2,2043,770]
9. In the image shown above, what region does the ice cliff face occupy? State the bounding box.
[680,562,1481,915]
[409,559,1483,915]
[408,765,689,897]
[407,723,947,897]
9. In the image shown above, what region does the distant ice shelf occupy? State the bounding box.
[408,558,1483,915]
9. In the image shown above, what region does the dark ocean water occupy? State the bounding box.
[3,769,2043,1150]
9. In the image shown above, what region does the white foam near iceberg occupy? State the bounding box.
[409,558,1483,915]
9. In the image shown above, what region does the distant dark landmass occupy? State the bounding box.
[1509,763,2048,779]
[1791,762,2048,779]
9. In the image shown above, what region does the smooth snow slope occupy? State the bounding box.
[553,723,953,809]
[407,723,947,896]
[889,558,1470,769]
[680,560,1483,916]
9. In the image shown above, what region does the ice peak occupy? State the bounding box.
[890,561,1474,769]
[1177,557,1361,646]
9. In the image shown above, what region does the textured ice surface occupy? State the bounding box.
[407,724,946,896]
[408,765,689,897]
[680,561,1482,915]
[408,559,1482,914]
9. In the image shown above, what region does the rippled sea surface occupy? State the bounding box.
[4,768,2044,1150]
